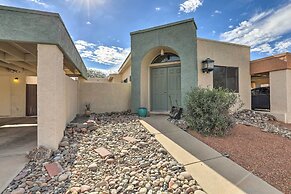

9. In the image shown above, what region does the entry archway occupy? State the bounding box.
[140,47,181,112]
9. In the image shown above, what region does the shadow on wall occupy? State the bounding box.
[79,82,131,114]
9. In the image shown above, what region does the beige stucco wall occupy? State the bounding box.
[26,76,37,84]
[197,38,251,109]
[37,44,66,150]
[79,82,131,114]
[121,66,131,82]
[270,70,291,123]
[0,68,27,117]
[65,75,78,123]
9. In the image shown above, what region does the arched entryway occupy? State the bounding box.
[150,52,181,112]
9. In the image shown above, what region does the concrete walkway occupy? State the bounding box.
[0,117,37,193]
[142,115,282,194]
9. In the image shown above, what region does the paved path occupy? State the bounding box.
[0,117,37,193]
[143,115,282,194]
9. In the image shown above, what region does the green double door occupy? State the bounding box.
[151,66,181,112]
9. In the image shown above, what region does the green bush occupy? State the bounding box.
[184,87,241,136]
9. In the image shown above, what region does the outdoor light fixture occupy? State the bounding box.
[202,58,215,73]
[13,77,19,83]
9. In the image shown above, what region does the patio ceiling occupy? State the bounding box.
[0,41,79,76]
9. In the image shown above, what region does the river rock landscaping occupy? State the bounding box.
[3,112,205,194]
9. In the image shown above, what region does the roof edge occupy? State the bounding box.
[197,37,250,48]
[0,5,88,79]
[0,5,59,17]
[130,18,197,35]
[251,52,290,63]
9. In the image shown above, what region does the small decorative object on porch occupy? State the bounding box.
[138,107,148,117]
[169,96,183,120]
[202,58,215,73]
[85,103,91,117]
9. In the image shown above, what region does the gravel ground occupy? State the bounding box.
[4,113,205,194]
[187,124,291,193]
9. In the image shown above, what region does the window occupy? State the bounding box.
[213,66,239,92]
[151,53,180,64]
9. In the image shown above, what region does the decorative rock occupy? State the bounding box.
[80,185,91,192]
[11,188,25,194]
[194,190,206,194]
[81,128,88,133]
[95,147,112,158]
[70,187,81,193]
[158,148,167,154]
[96,180,107,187]
[88,162,98,171]
[123,136,138,143]
[44,162,63,178]
[59,141,69,147]
[106,158,115,164]
[58,173,69,181]
[171,183,179,189]
[180,172,192,180]
[139,187,148,194]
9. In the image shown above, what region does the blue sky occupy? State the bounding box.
[1,0,290,73]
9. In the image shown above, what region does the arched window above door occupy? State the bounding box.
[151,53,180,64]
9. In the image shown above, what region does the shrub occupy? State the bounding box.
[184,87,241,136]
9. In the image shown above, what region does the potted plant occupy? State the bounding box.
[85,104,91,117]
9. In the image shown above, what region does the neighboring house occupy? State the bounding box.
[251,52,291,123]
[109,19,251,113]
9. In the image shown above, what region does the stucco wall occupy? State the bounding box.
[197,38,251,109]
[270,70,291,123]
[65,75,78,123]
[37,44,66,150]
[121,66,131,83]
[79,82,131,114]
[0,68,27,117]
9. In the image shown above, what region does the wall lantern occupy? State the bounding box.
[202,58,215,73]
[13,77,19,83]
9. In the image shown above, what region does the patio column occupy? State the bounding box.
[270,69,291,123]
[37,44,66,150]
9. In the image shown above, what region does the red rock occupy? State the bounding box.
[95,147,112,158]
[123,136,138,143]
[44,162,63,178]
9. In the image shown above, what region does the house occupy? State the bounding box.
[109,19,251,113]
[0,5,87,149]
[251,52,291,123]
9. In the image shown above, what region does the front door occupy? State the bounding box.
[151,66,181,112]
[26,84,37,116]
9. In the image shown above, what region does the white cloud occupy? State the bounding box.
[212,30,216,34]
[214,10,222,14]
[27,0,48,7]
[179,0,203,13]
[228,25,233,29]
[86,21,91,25]
[155,7,161,11]
[220,3,291,54]
[273,38,291,53]
[75,40,130,67]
